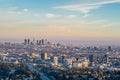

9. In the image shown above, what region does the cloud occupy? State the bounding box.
[33,13,40,17]
[83,14,89,18]
[23,8,29,12]
[55,4,100,14]
[8,6,19,10]
[45,14,77,19]
[7,8,29,15]
[54,0,120,14]
[66,15,77,18]
[8,11,22,15]
[45,13,59,18]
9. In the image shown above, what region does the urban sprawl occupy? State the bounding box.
[0,38,120,80]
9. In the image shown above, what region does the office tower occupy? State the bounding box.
[105,52,109,64]
[54,56,58,66]
[76,57,79,61]
[89,54,98,65]
[41,53,48,60]
[31,42,33,45]
[73,61,83,68]
[94,54,98,64]
[61,55,65,63]
[45,39,47,45]
[24,39,27,45]
[32,53,40,58]
[41,39,44,45]
[108,46,112,51]
[28,39,30,45]
[82,59,89,67]
[67,59,73,65]
[39,40,41,45]
[89,55,94,63]
[36,40,39,45]
[33,37,36,45]
[94,46,97,50]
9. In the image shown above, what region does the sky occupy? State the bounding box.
[0,0,120,44]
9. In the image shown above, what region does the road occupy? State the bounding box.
[27,63,50,80]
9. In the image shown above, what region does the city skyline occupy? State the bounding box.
[0,0,120,43]
[0,1,120,79]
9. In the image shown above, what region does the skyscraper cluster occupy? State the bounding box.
[24,38,47,45]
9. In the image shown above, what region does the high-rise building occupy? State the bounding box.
[33,37,36,45]
[54,56,58,66]
[41,53,48,60]
[82,59,89,67]
[36,40,39,45]
[45,39,47,45]
[66,59,73,65]
[89,54,98,66]
[105,52,109,64]
[28,39,30,45]
[72,61,82,68]
[24,39,30,45]
[24,39,27,45]
[39,40,41,45]
[108,46,112,51]
[41,39,44,45]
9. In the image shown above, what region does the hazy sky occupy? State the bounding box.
[0,0,120,42]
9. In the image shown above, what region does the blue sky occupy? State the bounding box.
[0,0,120,20]
[0,0,120,43]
